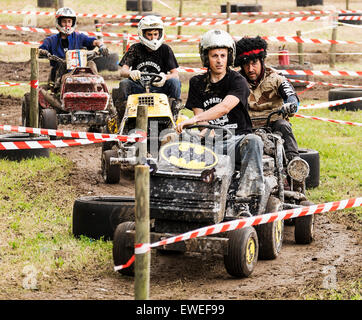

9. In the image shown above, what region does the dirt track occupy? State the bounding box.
[0,65,361,299]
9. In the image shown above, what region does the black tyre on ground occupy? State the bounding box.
[298,148,320,189]
[37,0,55,8]
[294,200,315,244]
[224,227,259,278]
[94,53,119,72]
[101,149,121,184]
[338,13,362,25]
[328,88,362,111]
[113,221,136,276]
[0,133,50,161]
[72,196,135,240]
[296,0,323,6]
[255,196,284,260]
[126,0,152,12]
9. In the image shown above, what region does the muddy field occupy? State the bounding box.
[0,55,361,301]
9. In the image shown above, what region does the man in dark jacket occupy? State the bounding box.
[234,36,300,161]
[39,7,108,91]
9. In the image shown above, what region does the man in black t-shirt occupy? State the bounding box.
[176,29,264,199]
[114,15,181,120]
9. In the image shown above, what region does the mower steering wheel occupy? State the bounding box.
[184,124,233,141]
[138,72,163,88]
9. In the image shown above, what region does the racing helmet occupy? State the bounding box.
[199,29,236,67]
[234,36,268,67]
[138,15,164,51]
[55,7,77,35]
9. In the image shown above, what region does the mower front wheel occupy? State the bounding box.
[102,149,121,184]
[40,108,58,131]
[224,227,258,278]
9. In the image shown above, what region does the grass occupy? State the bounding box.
[0,153,113,295]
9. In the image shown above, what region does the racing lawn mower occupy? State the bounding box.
[22,49,111,132]
[113,109,315,278]
[101,72,183,184]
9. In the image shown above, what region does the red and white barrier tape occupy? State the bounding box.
[1,9,360,19]
[177,66,362,77]
[114,197,362,271]
[278,69,362,77]
[287,78,362,89]
[299,97,362,112]
[0,80,38,88]
[183,9,361,17]
[338,15,362,21]
[0,124,144,143]
[295,114,362,127]
[0,137,109,150]
[0,81,28,88]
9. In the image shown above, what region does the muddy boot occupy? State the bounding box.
[170,98,184,119]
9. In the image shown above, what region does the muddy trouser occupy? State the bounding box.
[118,78,181,101]
[271,119,299,161]
[215,133,264,198]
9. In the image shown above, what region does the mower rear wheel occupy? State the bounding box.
[21,93,30,127]
[294,201,315,244]
[256,196,284,260]
[224,227,258,278]
[102,149,121,184]
[113,221,135,276]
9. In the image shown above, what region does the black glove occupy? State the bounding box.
[99,45,109,57]
[281,102,298,116]
[38,49,51,59]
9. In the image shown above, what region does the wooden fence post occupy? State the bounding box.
[134,104,150,300]
[226,2,231,34]
[329,15,338,68]
[55,0,64,10]
[177,0,184,36]
[138,0,142,15]
[297,30,304,65]
[30,48,39,132]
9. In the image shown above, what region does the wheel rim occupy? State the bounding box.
[101,153,108,180]
[275,220,283,245]
[246,236,256,264]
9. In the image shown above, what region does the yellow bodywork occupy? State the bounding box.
[125,93,176,128]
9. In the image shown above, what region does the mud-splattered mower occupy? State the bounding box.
[113,110,316,278]
[101,72,183,184]
[22,49,111,132]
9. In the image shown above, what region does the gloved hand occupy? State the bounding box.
[129,70,141,81]
[280,102,298,116]
[39,49,51,59]
[99,45,109,56]
[153,72,167,87]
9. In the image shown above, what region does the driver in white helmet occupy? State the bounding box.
[114,15,182,120]
[176,29,264,201]
[39,7,109,91]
